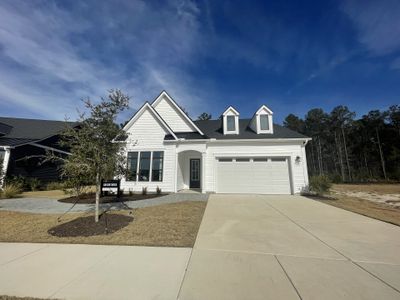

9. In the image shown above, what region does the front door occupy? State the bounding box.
[190,159,201,188]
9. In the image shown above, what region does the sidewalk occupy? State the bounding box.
[0,243,191,300]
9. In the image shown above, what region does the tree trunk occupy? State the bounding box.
[375,127,387,180]
[317,137,323,175]
[335,131,345,182]
[95,172,100,222]
[341,126,351,182]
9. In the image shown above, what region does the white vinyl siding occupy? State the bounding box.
[120,109,176,193]
[153,96,195,132]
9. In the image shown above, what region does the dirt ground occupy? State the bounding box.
[332,183,400,208]
[318,184,400,226]
[0,201,207,247]
[20,190,67,199]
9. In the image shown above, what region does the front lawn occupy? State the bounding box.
[0,201,207,247]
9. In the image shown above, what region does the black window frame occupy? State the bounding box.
[138,151,151,182]
[126,152,138,181]
[151,151,164,182]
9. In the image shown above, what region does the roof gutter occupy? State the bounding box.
[164,137,311,143]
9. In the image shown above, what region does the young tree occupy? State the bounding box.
[197,112,212,120]
[58,90,129,222]
[330,106,355,182]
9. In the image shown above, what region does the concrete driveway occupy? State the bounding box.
[0,243,190,300]
[179,194,400,300]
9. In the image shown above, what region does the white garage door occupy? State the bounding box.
[216,157,291,194]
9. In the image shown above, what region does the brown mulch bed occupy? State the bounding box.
[48,213,134,237]
[0,201,207,247]
[58,193,167,204]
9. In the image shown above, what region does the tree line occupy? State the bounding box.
[283,105,400,182]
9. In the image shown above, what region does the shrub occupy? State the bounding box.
[142,187,147,195]
[46,181,65,191]
[156,186,162,195]
[2,183,23,198]
[308,175,332,196]
[28,178,41,191]
[129,189,134,196]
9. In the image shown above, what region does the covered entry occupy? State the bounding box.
[176,150,204,192]
[216,156,292,194]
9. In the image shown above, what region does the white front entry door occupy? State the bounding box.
[216,157,292,194]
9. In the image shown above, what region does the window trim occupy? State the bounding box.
[126,150,164,182]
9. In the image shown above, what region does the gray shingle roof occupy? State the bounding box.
[0,117,77,147]
[164,119,308,140]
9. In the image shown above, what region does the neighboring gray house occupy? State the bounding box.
[0,117,76,183]
[119,91,311,194]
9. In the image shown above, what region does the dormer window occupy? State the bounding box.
[222,106,239,135]
[250,105,273,134]
[260,114,269,131]
[227,116,236,131]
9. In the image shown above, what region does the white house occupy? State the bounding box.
[119,91,311,194]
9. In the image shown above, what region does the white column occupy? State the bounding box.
[201,152,206,193]
[1,147,11,188]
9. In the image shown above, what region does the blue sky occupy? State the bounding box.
[0,0,399,124]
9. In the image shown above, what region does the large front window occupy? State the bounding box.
[127,152,138,181]
[151,151,164,182]
[127,151,164,182]
[139,151,151,181]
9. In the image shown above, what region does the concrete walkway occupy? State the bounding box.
[179,194,400,300]
[0,193,208,214]
[0,243,191,300]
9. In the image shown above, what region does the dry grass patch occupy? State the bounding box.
[316,194,400,226]
[333,183,400,194]
[0,201,207,247]
[20,190,67,199]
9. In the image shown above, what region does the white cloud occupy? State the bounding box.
[0,0,210,121]
[341,0,400,55]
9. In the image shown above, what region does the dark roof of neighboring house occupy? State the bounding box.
[164,119,308,140]
[0,117,77,147]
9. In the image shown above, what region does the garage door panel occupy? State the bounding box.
[217,158,291,194]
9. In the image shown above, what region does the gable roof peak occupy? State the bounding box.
[222,106,240,116]
[151,90,204,135]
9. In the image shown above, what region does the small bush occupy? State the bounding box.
[28,178,41,191]
[2,183,23,198]
[46,181,65,190]
[142,187,147,195]
[309,175,332,196]
[129,189,134,196]
[156,186,162,195]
